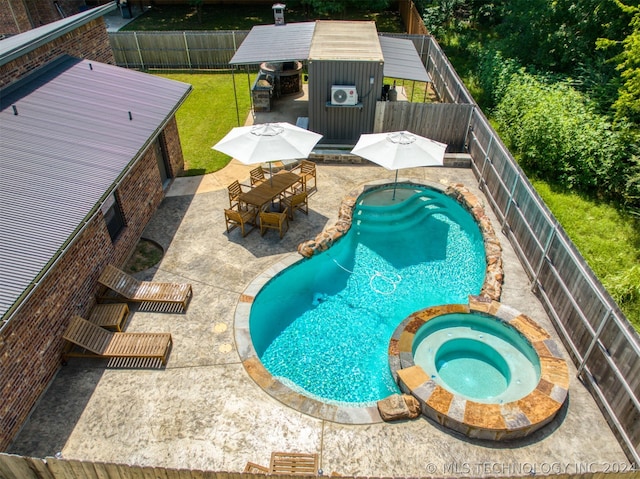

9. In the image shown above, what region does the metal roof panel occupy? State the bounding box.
[309,21,383,61]
[379,36,431,83]
[229,22,316,64]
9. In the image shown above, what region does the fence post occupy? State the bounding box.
[532,223,557,288]
[183,31,192,69]
[502,174,519,231]
[463,106,474,153]
[133,31,144,70]
[478,134,492,191]
[577,308,612,377]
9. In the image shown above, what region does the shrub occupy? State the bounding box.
[495,72,627,200]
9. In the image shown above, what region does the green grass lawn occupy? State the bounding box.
[155,72,252,175]
[123,4,404,32]
[531,180,640,329]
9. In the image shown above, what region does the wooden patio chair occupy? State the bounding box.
[270,452,319,476]
[62,316,172,365]
[227,180,251,209]
[280,191,308,220]
[225,204,257,237]
[291,160,317,192]
[260,208,289,239]
[98,264,193,312]
[250,166,268,186]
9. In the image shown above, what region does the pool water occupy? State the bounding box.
[413,313,541,403]
[250,186,487,405]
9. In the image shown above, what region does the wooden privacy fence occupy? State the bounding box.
[398,0,429,35]
[109,30,249,69]
[1,454,640,479]
[375,101,473,151]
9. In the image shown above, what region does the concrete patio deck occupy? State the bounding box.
[8,162,630,476]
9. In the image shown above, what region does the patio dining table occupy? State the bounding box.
[238,172,301,210]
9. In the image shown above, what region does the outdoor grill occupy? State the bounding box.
[259,61,303,96]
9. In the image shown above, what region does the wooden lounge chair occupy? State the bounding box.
[280,191,308,220]
[98,264,193,312]
[270,452,319,476]
[62,315,172,366]
[225,204,257,237]
[260,208,289,239]
[291,160,317,192]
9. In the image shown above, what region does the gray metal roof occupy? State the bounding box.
[0,3,116,66]
[229,22,316,65]
[379,36,431,83]
[309,21,383,61]
[229,21,428,83]
[0,55,191,320]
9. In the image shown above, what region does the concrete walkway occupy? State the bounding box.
[8,162,630,475]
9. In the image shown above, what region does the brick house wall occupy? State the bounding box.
[0,9,187,450]
[0,0,89,35]
[0,17,115,89]
[22,0,61,27]
[0,0,34,35]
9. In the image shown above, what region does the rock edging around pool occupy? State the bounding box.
[298,181,503,301]
[388,296,570,440]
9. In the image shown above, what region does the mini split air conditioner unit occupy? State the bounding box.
[331,85,358,105]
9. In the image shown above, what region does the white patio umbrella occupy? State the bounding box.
[351,130,447,199]
[212,122,323,184]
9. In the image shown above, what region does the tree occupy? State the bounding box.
[610,2,640,125]
[297,0,391,16]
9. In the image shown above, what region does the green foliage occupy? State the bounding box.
[495,71,631,202]
[612,3,640,125]
[123,3,403,32]
[296,0,392,16]
[421,0,469,38]
[475,48,521,109]
[495,0,633,75]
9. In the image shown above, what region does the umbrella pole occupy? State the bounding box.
[269,162,273,187]
[392,170,399,200]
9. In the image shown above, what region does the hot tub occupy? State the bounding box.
[388,297,569,440]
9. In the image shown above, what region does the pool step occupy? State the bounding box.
[354,194,450,233]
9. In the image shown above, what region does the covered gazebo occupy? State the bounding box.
[229,20,431,144]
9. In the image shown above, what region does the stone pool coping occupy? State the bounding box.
[234,180,506,424]
[388,296,570,440]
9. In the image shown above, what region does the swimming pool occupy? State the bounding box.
[249,184,487,405]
